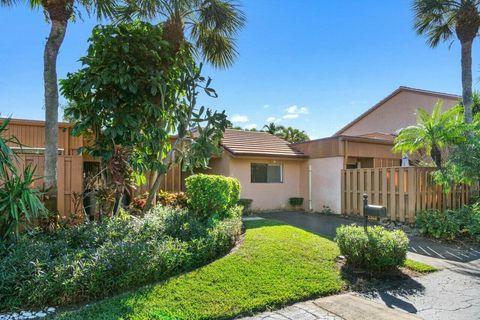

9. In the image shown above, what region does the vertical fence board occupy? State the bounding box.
[389,168,396,220]
[341,167,470,223]
[398,168,405,222]
[345,171,351,214]
[352,170,358,215]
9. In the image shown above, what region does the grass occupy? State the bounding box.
[403,259,438,273]
[57,219,344,320]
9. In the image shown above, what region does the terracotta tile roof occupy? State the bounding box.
[221,129,306,158]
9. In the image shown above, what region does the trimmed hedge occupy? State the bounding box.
[336,225,409,270]
[0,205,242,311]
[185,174,241,219]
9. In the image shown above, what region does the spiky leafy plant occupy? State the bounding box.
[0,118,47,239]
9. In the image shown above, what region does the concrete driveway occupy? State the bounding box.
[257,211,480,320]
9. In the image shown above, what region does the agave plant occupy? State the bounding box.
[0,118,47,239]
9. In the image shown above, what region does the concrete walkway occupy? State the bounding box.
[252,211,480,320]
[238,293,419,320]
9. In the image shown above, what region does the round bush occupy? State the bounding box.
[335,225,409,270]
[185,174,241,219]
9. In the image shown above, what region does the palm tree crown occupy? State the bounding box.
[118,0,246,68]
[413,0,480,124]
[393,101,466,168]
[262,122,284,135]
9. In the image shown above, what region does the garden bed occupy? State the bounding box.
[56,219,345,319]
[0,205,242,312]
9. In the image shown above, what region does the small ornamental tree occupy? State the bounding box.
[393,102,466,168]
[61,22,229,214]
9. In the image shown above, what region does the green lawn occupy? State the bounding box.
[57,219,344,320]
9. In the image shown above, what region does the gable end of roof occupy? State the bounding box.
[333,86,461,136]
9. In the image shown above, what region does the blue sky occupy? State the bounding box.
[1,1,479,139]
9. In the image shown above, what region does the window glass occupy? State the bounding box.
[251,163,282,183]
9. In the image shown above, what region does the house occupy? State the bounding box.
[1,86,462,216]
[206,86,460,212]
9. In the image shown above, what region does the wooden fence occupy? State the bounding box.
[17,155,84,217]
[341,167,469,223]
[134,164,183,196]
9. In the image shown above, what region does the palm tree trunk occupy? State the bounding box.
[43,18,68,214]
[461,40,473,124]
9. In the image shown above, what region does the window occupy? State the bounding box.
[251,163,283,183]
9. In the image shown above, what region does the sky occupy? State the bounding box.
[1,1,480,139]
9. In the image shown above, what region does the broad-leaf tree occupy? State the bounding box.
[0,0,119,214]
[117,0,246,68]
[393,101,466,168]
[61,22,229,213]
[413,0,480,124]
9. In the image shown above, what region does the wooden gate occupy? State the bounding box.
[17,155,84,217]
[341,167,469,223]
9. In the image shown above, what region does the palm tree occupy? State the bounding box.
[393,101,466,168]
[413,0,480,124]
[0,1,117,213]
[262,122,284,135]
[281,127,310,144]
[117,0,246,68]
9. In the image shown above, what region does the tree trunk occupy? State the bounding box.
[431,144,442,169]
[144,173,165,212]
[43,18,68,214]
[461,40,473,124]
[143,140,182,212]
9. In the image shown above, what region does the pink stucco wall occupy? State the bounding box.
[340,91,459,136]
[208,153,307,210]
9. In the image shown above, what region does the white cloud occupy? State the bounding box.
[263,104,270,109]
[266,116,281,123]
[285,105,309,115]
[283,114,299,119]
[230,114,249,123]
[245,123,257,130]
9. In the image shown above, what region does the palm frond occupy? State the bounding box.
[412,0,457,47]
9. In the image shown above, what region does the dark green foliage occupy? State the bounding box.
[416,205,480,242]
[434,134,480,190]
[185,174,241,219]
[238,198,253,215]
[0,205,242,311]
[336,225,409,270]
[61,22,229,212]
[416,209,461,240]
[289,197,304,207]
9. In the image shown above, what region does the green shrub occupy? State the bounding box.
[416,209,461,240]
[0,205,242,311]
[185,174,241,219]
[289,197,304,207]
[335,225,409,270]
[238,198,253,215]
[416,205,480,242]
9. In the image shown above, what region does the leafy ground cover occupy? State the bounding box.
[57,219,344,319]
[404,259,438,273]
